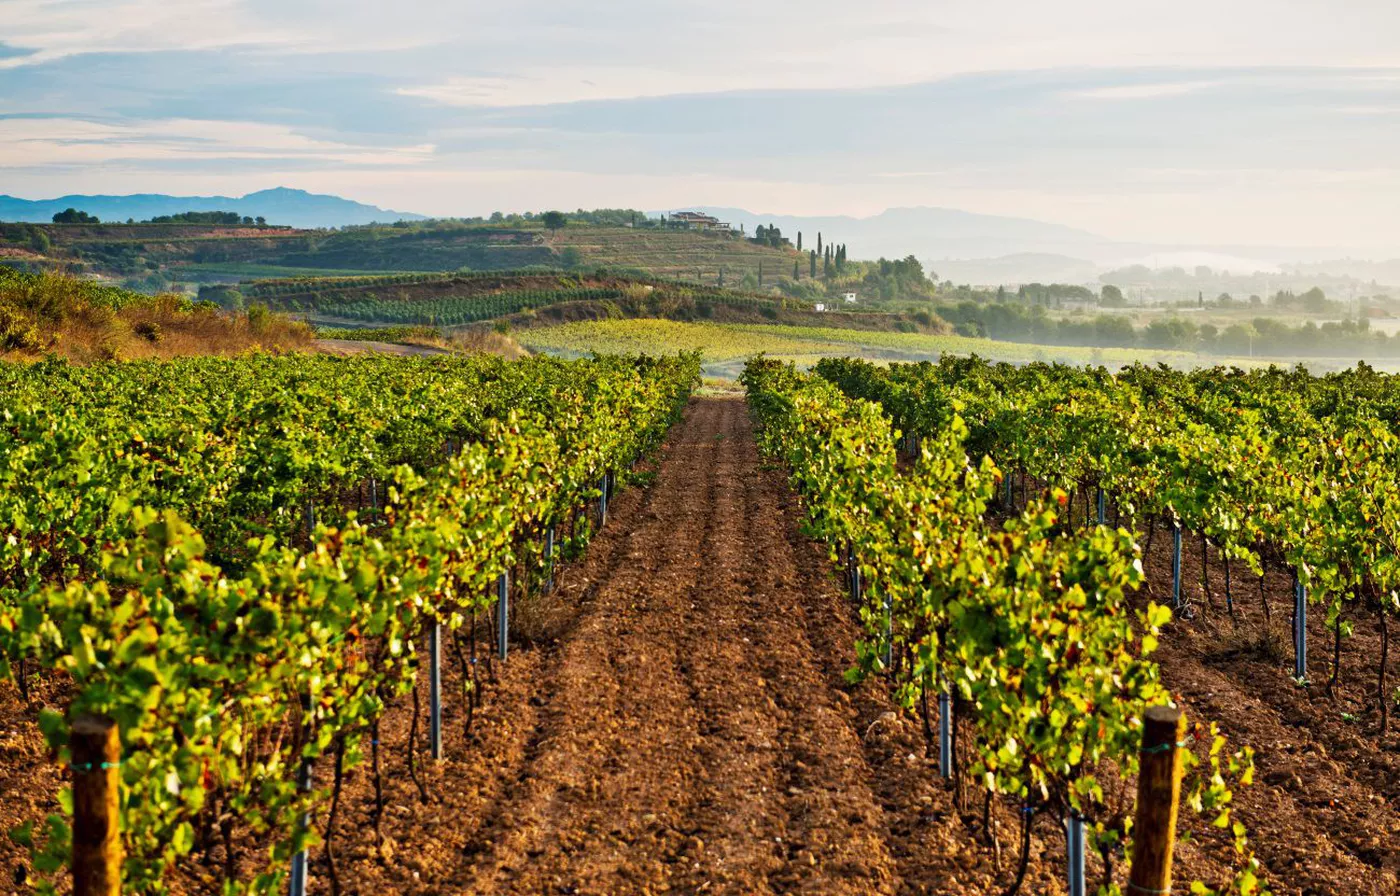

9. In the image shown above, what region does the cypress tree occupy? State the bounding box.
[797,232,803,251]
[793,259,800,280]
[817,233,823,255]
[810,250,818,278]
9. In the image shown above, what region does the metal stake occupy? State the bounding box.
[938,691,953,778]
[497,571,510,661]
[288,699,313,896]
[429,621,443,759]
[1294,574,1308,680]
[545,526,555,593]
[1066,811,1086,896]
[1171,523,1183,610]
[883,589,893,670]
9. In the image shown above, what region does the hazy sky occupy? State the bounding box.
[3,0,1399,251]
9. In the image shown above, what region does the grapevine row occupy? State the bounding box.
[814,357,1400,726]
[742,358,1263,896]
[0,352,700,894]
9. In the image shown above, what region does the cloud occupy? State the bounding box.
[0,0,287,68]
[3,1,1400,252]
[1066,81,1222,101]
[0,116,435,168]
[398,68,772,109]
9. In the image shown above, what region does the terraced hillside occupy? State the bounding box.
[549,226,804,283]
[0,221,808,288]
[229,272,950,347]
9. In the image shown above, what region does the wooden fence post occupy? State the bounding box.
[72,714,121,896]
[1128,705,1187,895]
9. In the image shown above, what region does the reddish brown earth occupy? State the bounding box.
[4,400,1398,895]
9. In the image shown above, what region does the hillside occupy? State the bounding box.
[228,270,947,337]
[548,227,805,283]
[0,221,807,289]
[0,265,312,361]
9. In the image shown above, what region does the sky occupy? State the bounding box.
[2,0,1400,254]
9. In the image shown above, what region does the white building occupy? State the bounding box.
[842,292,858,303]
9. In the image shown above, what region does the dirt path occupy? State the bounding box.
[324,396,1064,896]
[450,397,902,894]
[314,338,450,356]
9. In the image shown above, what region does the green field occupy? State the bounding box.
[516,319,1209,377]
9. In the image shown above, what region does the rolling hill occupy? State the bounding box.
[0,219,810,289]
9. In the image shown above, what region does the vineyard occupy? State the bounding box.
[743,359,1263,895]
[238,270,810,328]
[788,355,1400,892]
[2,349,1397,896]
[0,352,699,893]
[810,355,1400,723]
[518,319,1204,381]
[320,288,628,325]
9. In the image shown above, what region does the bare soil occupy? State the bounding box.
[313,338,451,357]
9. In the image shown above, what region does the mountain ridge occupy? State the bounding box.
[0,187,425,229]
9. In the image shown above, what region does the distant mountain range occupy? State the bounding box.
[0,187,424,229]
[669,205,1396,285]
[674,205,1128,268]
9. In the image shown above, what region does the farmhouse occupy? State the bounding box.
[665,211,733,232]
[842,292,858,303]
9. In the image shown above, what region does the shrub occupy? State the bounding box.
[246,302,271,331]
[0,301,41,351]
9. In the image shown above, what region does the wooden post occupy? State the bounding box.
[72,714,121,896]
[1128,706,1187,895]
